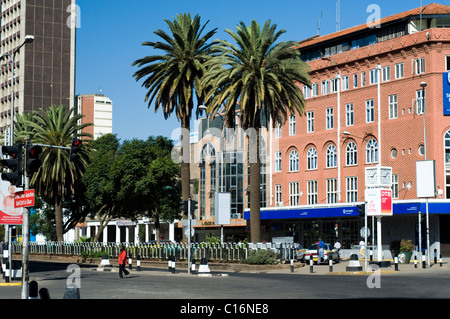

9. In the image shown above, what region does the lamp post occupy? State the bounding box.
[1,35,34,146]
[419,81,431,267]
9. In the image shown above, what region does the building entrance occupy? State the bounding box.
[440,215,450,257]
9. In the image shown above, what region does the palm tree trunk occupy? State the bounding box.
[181,116,191,242]
[249,126,261,243]
[55,198,64,242]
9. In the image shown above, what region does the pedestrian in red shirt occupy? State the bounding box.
[118,245,130,278]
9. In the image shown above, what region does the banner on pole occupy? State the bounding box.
[365,188,393,217]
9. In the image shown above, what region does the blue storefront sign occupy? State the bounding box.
[443,72,450,116]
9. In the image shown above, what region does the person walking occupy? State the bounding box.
[118,246,130,278]
[317,238,325,264]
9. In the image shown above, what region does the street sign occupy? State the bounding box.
[14,189,35,208]
[184,226,195,238]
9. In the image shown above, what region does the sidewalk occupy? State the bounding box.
[109,258,450,277]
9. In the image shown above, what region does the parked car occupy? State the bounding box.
[294,244,306,262]
[304,243,339,264]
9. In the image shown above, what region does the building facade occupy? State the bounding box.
[0,0,76,137]
[76,94,113,139]
[196,3,450,257]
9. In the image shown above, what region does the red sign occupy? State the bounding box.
[14,189,35,208]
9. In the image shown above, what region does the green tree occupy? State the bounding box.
[202,20,311,242]
[82,134,122,242]
[111,136,181,242]
[26,105,92,242]
[131,13,218,229]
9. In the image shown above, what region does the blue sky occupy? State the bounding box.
[75,0,443,142]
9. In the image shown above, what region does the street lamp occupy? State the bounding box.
[419,81,431,267]
[1,35,35,146]
[420,81,427,160]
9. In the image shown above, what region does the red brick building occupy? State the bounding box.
[197,3,450,256]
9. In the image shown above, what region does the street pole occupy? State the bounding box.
[188,198,191,275]
[21,140,31,299]
[21,174,30,299]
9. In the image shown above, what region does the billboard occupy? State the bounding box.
[0,181,23,225]
[416,160,436,198]
[215,192,231,225]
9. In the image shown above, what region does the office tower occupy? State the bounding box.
[76,94,113,140]
[0,0,77,138]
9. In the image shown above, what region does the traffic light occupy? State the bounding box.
[26,144,42,175]
[357,203,365,218]
[180,200,188,214]
[69,138,82,161]
[190,200,198,213]
[1,145,23,187]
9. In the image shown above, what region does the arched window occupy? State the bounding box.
[200,144,216,219]
[346,142,357,166]
[307,147,317,170]
[326,144,337,168]
[445,130,450,164]
[366,139,378,164]
[289,150,299,172]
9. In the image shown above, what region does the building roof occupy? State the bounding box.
[297,3,450,49]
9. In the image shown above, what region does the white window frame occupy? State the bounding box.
[307,180,318,205]
[346,176,358,203]
[289,115,296,136]
[326,107,334,130]
[414,57,425,75]
[289,181,300,206]
[289,150,299,172]
[341,75,349,91]
[392,175,399,199]
[311,83,319,97]
[389,94,398,119]
[326,144,337,168]
[307,147,318,170]
[382,66,391,82]
[361,71,366,87]
[346,142,357,166]
[366,139,379,164]
[370,68,378,85]
[366,99,374,123]
[275,122,281,138]
[303,85,311,99]
[275,184,282,205]
[353,73,358,88]
[346,103,354,126]
[326,178,338,204]
[274,151,282,172]
[307,111,314,133]
[395,62,404,79]
[416,89,425,115]
[321,80,329,95]
[331,78,339,93]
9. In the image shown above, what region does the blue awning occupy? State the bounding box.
[244,200,450,221]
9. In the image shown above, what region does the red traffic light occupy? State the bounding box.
[72,139,82,147]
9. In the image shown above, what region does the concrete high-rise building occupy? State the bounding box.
[76,94,113,140]
[0,0,77,137]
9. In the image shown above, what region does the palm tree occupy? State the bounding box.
[202,20,311,242]
[131,13,218,215]
[26,105,92,242]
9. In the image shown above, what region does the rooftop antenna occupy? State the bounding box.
[317,12,323,36]
[336,0,340,32]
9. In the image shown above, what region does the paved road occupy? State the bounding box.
[1,259,449,300]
